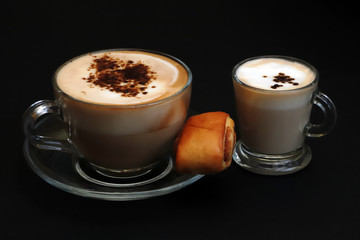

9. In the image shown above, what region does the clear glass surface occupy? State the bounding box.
[23,140,203,201]
[233,141,312,175]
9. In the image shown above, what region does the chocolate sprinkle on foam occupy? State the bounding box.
[84,53,157,97]
[270,72,298,89]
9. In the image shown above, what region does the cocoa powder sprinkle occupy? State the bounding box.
[270,72,298,89]
[83,53,157,97]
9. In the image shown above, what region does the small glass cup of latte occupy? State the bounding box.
[23,49,192,183]
[232,55,336,175]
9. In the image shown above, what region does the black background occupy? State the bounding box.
[3,1,360,239]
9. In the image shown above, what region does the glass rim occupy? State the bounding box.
[52,48,192,108]
[232,55,319,93]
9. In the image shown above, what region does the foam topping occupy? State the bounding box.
[235,58,316,90]
[56,50,189,105]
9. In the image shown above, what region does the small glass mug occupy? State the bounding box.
[232,55,336,175]
[23,49,192,180]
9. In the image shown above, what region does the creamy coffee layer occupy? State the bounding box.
[235,58,315,90]
[56,50,188,105]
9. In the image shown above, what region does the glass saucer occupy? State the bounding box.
[23,140,203,201]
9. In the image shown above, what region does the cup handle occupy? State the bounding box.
[23,100,73,152]
[305,91,337,138]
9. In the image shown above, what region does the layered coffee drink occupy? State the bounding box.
[233,56,317,154]
[54,49,191,171]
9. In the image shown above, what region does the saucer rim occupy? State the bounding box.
[23,140,204,201]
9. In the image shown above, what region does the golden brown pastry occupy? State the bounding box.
[174,112,236,174]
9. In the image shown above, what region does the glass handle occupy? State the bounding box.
[23,100,73,152]
[305,91,337,138]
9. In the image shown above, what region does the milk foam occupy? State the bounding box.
[56,50,188,105]
[235,58,315,90]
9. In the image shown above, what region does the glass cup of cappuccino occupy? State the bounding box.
[232,55,337,175]
[23,49,192,180]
